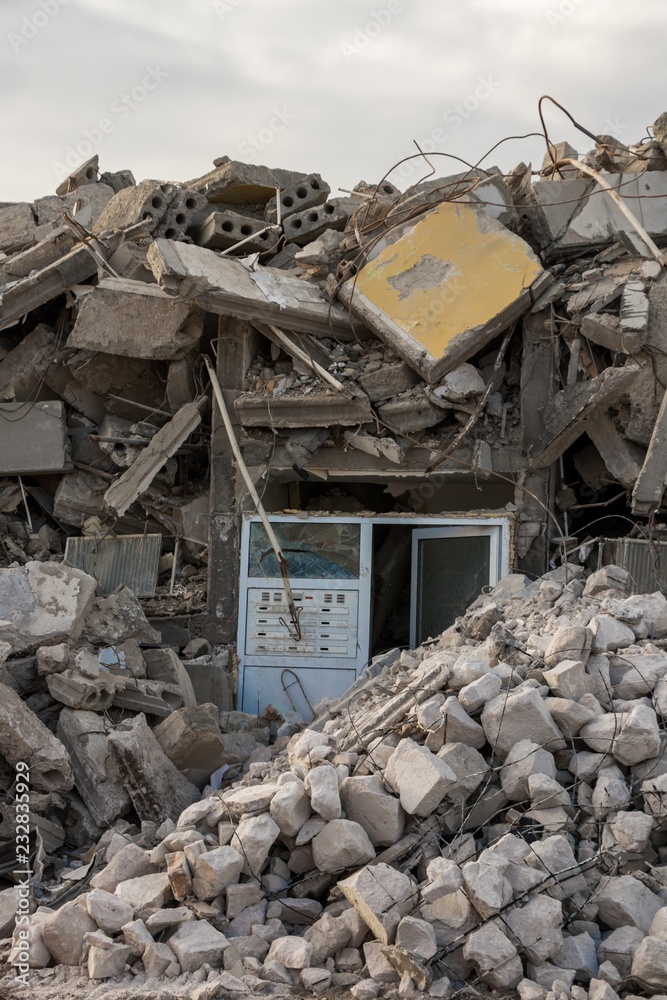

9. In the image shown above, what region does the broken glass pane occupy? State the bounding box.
[248,522,360,579]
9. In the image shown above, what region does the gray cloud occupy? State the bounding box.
[1,0,667,203]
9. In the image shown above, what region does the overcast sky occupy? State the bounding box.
[1,0,667,203]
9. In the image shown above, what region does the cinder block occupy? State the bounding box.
[265,173,330,222]
[282,201,347,245]
[194,211,281,252]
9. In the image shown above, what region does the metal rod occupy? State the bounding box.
[204,355,302,640]
[18,476,33,533]
[219,226,273,257]
[169,538,180,595]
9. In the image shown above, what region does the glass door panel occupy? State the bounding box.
[410,527,501,646]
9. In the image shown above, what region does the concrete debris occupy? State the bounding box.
[1,547,666,998]
[6,116,667,998]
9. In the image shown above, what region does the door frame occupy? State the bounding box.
[237,512,512,712]
[409,522,506,647]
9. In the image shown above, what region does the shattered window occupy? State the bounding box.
[248,522,360,579]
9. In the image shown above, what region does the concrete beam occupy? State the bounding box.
[632,387,667,515]
[235,390,373,428]
[587,413,644,489]
[147,239,352,339]
[528,365,640,469]
[68,278,202,361]
[104,400,206,518]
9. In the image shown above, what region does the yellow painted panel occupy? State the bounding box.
[354,202,543,360]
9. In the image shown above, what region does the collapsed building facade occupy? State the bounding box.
[5,111,667,996]
[3,113,667,720]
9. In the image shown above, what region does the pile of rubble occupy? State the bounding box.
[0,558,269,885]
[6,561,667,1000]
[5,113,667,601]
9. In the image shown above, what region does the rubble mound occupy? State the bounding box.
[5,562,667,1000]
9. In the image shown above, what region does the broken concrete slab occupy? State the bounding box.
[527,171,667,257]
[0,203,36,251]
[147,239,352,338]
[0,224,77,281]
[0,243,101,333]
[377,394,445,434]
[0,324,56,402]
[186,159,303,205]
[339,201,549,384]
[0,680,73,792]
[528,365,640,468]
[357,362,420,402]
[57,708,131,825]
[83,586,161,645]
[68,278,203,360]
[107,713,200,823]
[587,413,644,489]
[343,429,404,465]
[0,400,71,475]
[0,561,96,653]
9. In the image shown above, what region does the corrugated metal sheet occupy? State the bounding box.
[64,534,162,597]
[603,537,667,594]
